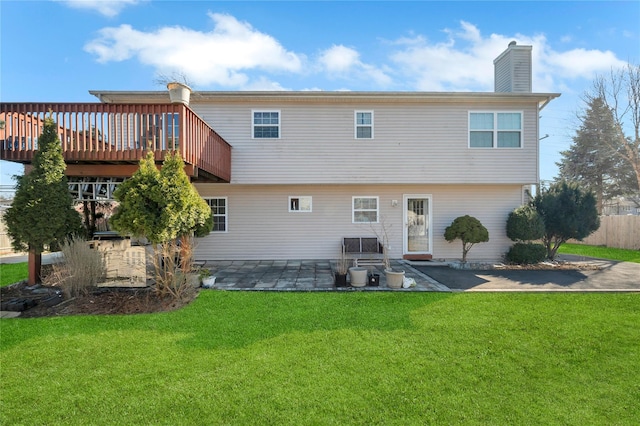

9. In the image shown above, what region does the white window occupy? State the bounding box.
[469,112,522,148]
[252,110,280,139]
[352,196,379,223]
[355,111,373,139]
[204,197,227,232]
[289,196,312,212]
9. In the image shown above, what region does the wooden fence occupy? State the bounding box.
[0,209,13,255]
[573,215,640,250]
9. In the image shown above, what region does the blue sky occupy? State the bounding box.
[1,0,639,186]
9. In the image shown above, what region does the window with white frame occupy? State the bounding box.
[252,110,280,138]
[204,197,227,232]
[469,112,522,148]
[355,111,373,139]
[289,196,312,212]
[352,196,379,223]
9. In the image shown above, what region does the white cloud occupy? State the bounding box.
[319,45,360,73]
[242,77,289,91]
[389,21,626,92]
[85,13,304,88]
[84,13,628,93]
[544,48,626,79]
[59,0,143,17]
[318,45,392,87]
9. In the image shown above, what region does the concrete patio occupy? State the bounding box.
[199,259,450,291]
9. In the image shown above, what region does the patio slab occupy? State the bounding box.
[201,259,449,292]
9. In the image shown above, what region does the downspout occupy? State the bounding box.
[535,95,555,201]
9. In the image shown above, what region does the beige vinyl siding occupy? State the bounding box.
[193,183,523,262]
[494,59,512,93]
[511,49,533,92]
[191,101,539,185]
[494,46,532,93]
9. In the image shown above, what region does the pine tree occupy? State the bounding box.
[3,116,82,284]
[557,97,632,212]
[533,181,600,260]
[587,64,640,207]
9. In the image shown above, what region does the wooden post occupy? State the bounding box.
[27,248,42,285]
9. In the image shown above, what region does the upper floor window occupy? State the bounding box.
[352,196,379,223]
[355,111,373,139]
[253,110,280,139]
[203,197,227,232]
[289,196,312,212]
[469,112,522,148]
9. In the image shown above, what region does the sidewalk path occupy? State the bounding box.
[0,252,63,265]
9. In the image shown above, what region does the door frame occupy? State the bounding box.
[402,194,433,256]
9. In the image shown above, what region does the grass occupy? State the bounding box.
[558,243,640,263]
[1,290,639,425]
[0,262,27,287]
[1,254,639,424]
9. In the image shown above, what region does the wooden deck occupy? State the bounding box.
[0,103,231,182]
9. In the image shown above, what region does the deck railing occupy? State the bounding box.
[0,103,231,182]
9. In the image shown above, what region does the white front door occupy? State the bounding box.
[403,195,432,255]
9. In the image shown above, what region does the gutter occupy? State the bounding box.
[539,94,560,111]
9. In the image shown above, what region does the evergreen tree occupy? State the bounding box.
[557,97,632,212]
[533,181,600,260]
[444,215,489,262]
[3,117,82,284]
[110,151,212,297]
[588,64,640,207]
[506,205,545,242]
[110,151,211,244]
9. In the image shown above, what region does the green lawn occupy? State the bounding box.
[0,262,27,287]
[558,243,640,263]
[2,251,639,424]
[2,291,639,425]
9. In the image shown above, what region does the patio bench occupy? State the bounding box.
[342,237,385,267]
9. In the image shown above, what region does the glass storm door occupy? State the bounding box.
[403,195,431,255]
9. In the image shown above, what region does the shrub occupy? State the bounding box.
[506,205,545,242]
[444,215,489,262]
[43,236,105,297]
[506,242,547,264]
[533,181,600,260]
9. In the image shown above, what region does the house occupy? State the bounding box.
[0,42,559,262]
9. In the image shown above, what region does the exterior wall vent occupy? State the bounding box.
[494,42,532,93]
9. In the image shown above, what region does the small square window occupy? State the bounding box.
[289,196,312,212]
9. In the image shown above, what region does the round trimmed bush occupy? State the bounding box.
[506,242,546,264]
[506,205,545,242]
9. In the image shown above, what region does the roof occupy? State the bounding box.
[89,90,560,110]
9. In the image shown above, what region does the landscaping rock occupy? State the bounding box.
[1,298,37,312]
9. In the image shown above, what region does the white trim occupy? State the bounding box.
[288,196,312,212]
[354,110,374,139]
[352,195,379,223]
[251,109,281,139]
[468,111,523,149]
[402,194,433,255]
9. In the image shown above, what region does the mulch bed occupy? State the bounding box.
[1,281,199,318]
[493,261,603,271]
